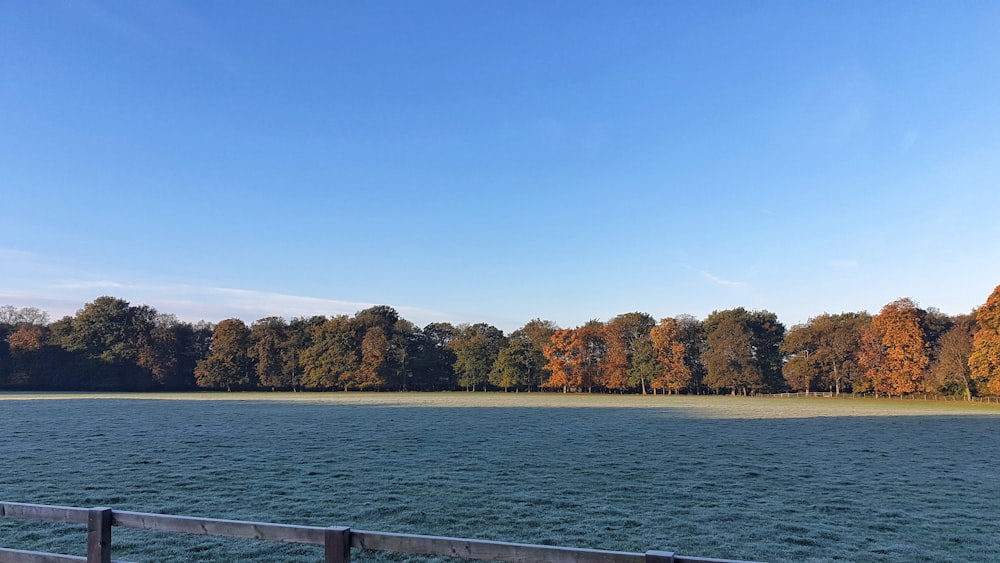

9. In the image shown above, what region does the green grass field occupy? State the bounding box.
[2,393,1000,562]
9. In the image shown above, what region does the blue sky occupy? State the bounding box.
[2,1,999,332]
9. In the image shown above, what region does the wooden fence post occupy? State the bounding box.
[325,526,351,563]
[645,550,675,563]
[87,507,112,563]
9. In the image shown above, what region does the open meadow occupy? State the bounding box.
[2,393,1000,562]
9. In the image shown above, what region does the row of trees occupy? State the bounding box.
[2,285,1000,397]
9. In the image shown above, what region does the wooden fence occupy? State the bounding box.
[757,391,1000,402]
[0,502,759,563]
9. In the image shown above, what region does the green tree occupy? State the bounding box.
[194,318,253,391]
[781,312,869,395]
[702,308,785,395]
[450,323,506,391]
[489,335,541,391]
[574,320,608,392]
[61,297,135,363]
[928,313,977,399]
[629,336,665,393]
[510,319,557,389]
[413,322,458,390]
[249,317,291,390]
[57,296,163,388]
[300,315,358,390]
[138,313,200,388]
[675,314,706,393]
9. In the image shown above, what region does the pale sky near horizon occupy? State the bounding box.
[2,1,999,332]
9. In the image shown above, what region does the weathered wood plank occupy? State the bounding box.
[645,551,675,563]
[350,530,646,563]
[673,557,759,563]
[0,503,89,525]
[0,547,86,562]
[86,508,111,563]
[324,527,351,563]
[2,502,761,563]
[110,511,327,545]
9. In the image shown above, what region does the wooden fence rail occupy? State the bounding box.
[0,502,759,563]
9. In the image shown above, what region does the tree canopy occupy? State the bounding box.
[2,289,999,398]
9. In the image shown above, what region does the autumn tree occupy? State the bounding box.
[927,313,977,399]
[542,328,576,392]
[3,324,51,386]
[702,308,785,395]
[283,316,326,390]
[194,318,253,391]
[354,326,389,389]
[858,298,930,396]
[649,317,692,394]
[602,312,656,393]
[7,325,45,353]
[450,323,506,391]
[351,306,413,390]
[970,285,1000,395]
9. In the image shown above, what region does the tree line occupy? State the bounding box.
[2,285,1000,398]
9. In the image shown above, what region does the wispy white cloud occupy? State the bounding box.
[0,248,38,259]
[1,247,461,325]
[901,129,919,153]
[827,259,859,269]
[681,264,748,289]
[50,280,126,290]
[2,276,461,327]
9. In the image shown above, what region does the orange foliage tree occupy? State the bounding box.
[970,285,1000,394]
[194,318,253,391]
[7,325,45,353]
[649,317,691,394]
[601,313,656,393]
[858,298,929,396]
[541,322,607,392]
[542,328,575,392]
